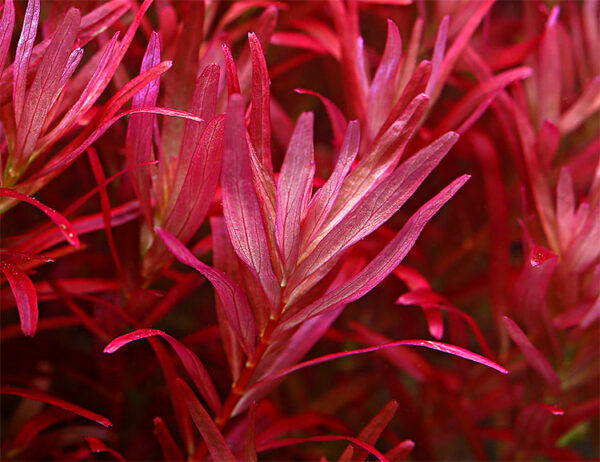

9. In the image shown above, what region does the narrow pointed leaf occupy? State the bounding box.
[13,7,80,161]
[276,112,315,275]
[126,31,161,226]
[1,386,112,427]
[425,16,448,96]
[13,0,40,124]
[295,88,347,147]
[301,121,360,248]
[104,328,222,415]
[222,44,240,96]
[340,401,398,462]
[385,440,414,461]
[366,20,402,139]
[503,316,561,393]
[176,379,236,462]
[222,94,280,314]
[0,0,14,74]
[282,175,470,329]
[250,338,507,394]
[157,227,256,358]
[289,132,458,296]
[153,416,184,462]
[0,188,79,247]
[0,259,37,336]
[249,32,272,172]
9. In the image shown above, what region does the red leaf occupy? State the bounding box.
[366,20,402,140]
[153,416,184,462]
[222,44,240,96]
[0,188,79,247]
[425,15,448,96]
[339,400,398,462]
[104,328,222,415]
[276,112,315,277]
[0,259,37,336]
[0,0,14,74]
[249,32,273,173]
[503,316,561,393]
[538,6,561,126]
[249,338,507,395]
[13,0,39,124]
[13,7,80,162]
[258,435,389,462]
[222,94,280,315]
[301,121,360,251]
[384,440,414,461]
[125,31,161,226]
[13,408,72,448]
[1,386,112,427]
[85,437,126,461]
[288,132,458,300]
[176,378,236,462]
[157,227,256,358]
[281,175,470,329]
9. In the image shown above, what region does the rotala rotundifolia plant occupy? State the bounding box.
[1,1,598,461]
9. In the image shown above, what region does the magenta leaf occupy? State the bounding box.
[0,0,14,74]
[157,227,256,358]
[288,132,458,298]
[0,188,79,247]
[13,0,39,124]
[503,316,561,393]
[104,328,222,415]
[125,31,161,226]
[249,339,508,394]
[301,121,360,249]
[222,94,280,314]
[176,378,236,462]
[1,386,112,427]
[0,258,37,336]
[249,32,273,172]
[276,112,315,277]
[281,175,470,329]
[13,7,80,162]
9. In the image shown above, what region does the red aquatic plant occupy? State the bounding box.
[1,1,598,461]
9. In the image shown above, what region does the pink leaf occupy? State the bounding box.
[538,6,561,126]
[321,94,429,239]
[249,32,273,172]
[503,317,561,393]
[288,132,458,299]
[425,15,448,96]
[366,20,402,139]
[104,328,222,415]
[281,175,470,329]
[276,112,315,276]
[222,44,240,96]
[157,227,256,358]
[0,0,14,74]
[385,440,414,461]
[249,338,507,395]
[1,386,112,427]
[222,94,280,314]
[13,0,39,124]
[301,121,360,248]
[0,188,79,247]
[176,378,236,462]
[0,259,37,336]
[125,31,161,226]
[85,437,125,462]
[13,7,80,161]
[153,416,184,462]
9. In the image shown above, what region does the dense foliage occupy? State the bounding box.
[1,1,598,460]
